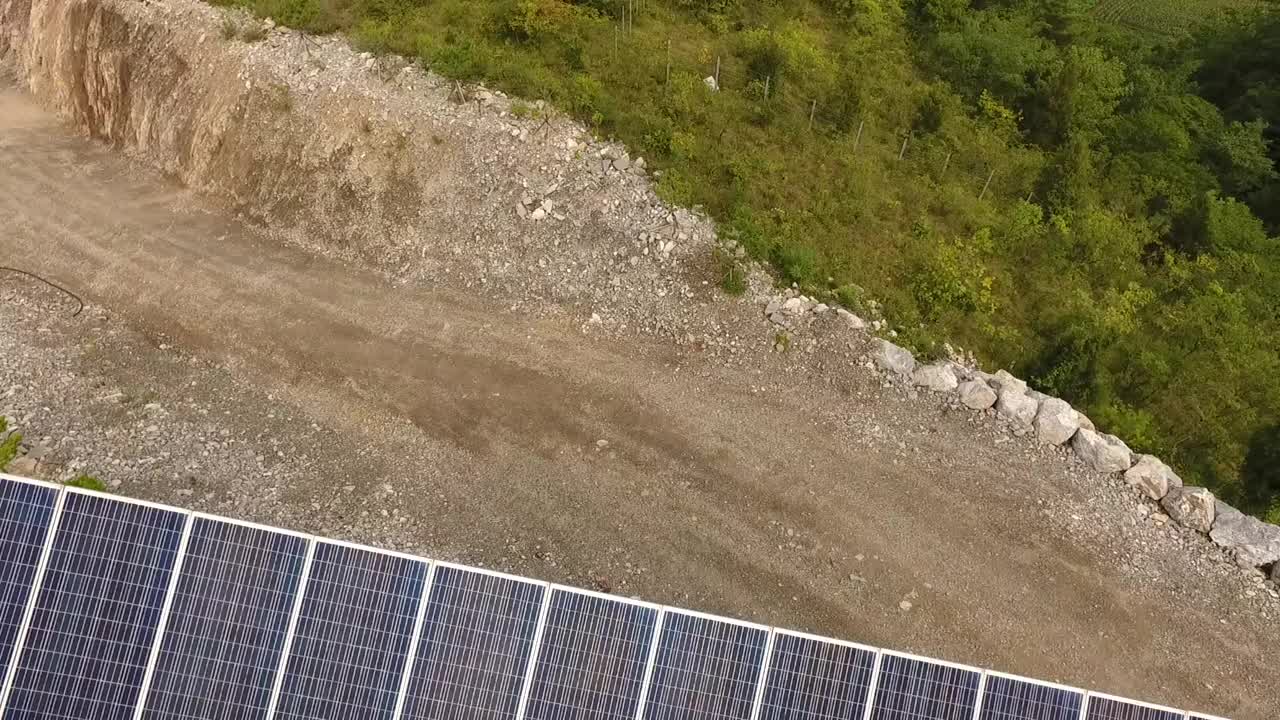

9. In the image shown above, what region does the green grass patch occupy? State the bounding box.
[67,475,109,493]
[0,419,20,472]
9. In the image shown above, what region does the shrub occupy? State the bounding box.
[0,419,20,472]
[67,475,109,492]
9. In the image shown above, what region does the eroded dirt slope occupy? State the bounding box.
[1,73,1277,718]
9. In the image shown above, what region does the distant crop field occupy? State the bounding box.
[1092,0,1262,38]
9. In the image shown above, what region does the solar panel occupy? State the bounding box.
[138,516,308,720]
[642,610,770,720]
[397,564,546,720]
[271,540,428,720]
[868,653,982,720]
[979,673,1083,720]
[1,491,186,720]
[0,479,1225,720]
[756,632,878,720]
[0,479,57,685]
[1084,694,1184,720]
[523,588,659,720]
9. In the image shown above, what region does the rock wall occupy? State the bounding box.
[862,334,1280,581]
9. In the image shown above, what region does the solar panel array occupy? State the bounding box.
[0,476,1230,720]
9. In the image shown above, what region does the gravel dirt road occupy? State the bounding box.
[1,76,1276,718]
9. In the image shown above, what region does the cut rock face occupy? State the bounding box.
[1124,454,1183,501]
[957,379,997,410]
[1033,398,1079,445]
[872,339,916,375]
[1071,429,1133,473]
[1160,486,1216,533]
[1210,502,1280,568]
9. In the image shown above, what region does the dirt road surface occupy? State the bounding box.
[1,78,1275,718]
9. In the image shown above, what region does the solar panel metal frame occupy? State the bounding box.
[519,584,663,720]
[130,513,196,720]
[866,649,987,720]
[390,561,437,720]
[134,511,311,720]
[1083,691,1186,720]
[0,485,191,720]
[0,474,1226,720]
[0,476,64,715]
[753,627,882,720]
[638,606,772,720]
[393,560,550,720]
[268,536,430,720]
[977,669,1087,720]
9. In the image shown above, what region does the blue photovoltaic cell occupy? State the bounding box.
[524,590,658,720]
[757,634,877,720]
[273,541,427,720]
[869,654,981,720]
[400,566,545,720]
[140,517,308,720]
[979,676,1083,720]
[643,612,769,720]
[1085,697,1183,720]
[2,492,185,720]
[0,479,57,683]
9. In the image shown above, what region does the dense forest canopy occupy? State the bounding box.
[218,0,1280,519]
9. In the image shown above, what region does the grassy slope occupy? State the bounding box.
[214,0,1044,357]
[1091,0,1261,39]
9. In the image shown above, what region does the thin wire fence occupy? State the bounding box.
[550,3,1041,206]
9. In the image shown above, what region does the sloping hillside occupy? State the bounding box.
[199,0,1280,520]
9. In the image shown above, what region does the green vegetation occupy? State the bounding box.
[0,418,21,471]
[211,0,1280,520]
[67,475,109,493]
[1092,0,1261,39]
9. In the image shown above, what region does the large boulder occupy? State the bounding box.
[872,339,916,376]
[957,379,997,410]
[1210,502,1280,568]
[1124,455,1183,501]
[1033,398,1080,445]
[836,309,868,330]
[987,370,1027,395]
[995,388,1038,426]
[1070,429,1134,473]
[912,363,958,392]
[1160,486,1216,533]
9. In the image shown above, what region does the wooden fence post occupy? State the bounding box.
[979,168,995,200]
[665,39,671,88]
